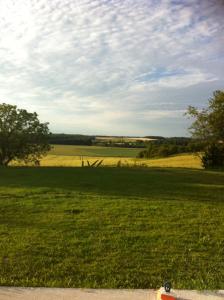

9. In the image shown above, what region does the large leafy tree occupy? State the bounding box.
[186,90,224,168]
[187,90,224,142]
[0,103,51,166]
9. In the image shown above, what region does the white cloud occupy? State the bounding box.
[0,0,223,136]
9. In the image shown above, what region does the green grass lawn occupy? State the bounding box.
[49,144,143,157]
[0,167,224,289]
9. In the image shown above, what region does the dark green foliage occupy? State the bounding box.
[0,103,51,166]
[186,90,224,168]
[186,90,224,142]
[137,137,203,158]
[144,136,165,139]
[49,134,94,145]
[0,167,224,289]
[202,143,224,169]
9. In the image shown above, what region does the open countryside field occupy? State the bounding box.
[41,153,202,168]
[49,145,143,157]
[39,145,202,169]
[0,167,223,289]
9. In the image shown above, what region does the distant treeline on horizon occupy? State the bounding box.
[50,134,94,145]
[49,133,192,148]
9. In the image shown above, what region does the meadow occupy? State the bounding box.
[41,145,202,169]
[49,145,142,157]
[0,166,224,289]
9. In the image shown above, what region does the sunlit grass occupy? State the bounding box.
[11,144,202,169]
[0,167,223,288]
[5,145,220,288]
[39,153,202,169]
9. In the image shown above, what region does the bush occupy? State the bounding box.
[202,143,224,169]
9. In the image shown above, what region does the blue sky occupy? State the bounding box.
[0,0,223,136]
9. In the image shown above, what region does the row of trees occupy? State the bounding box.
[0,90,223,168]
[137,138,204,159]
[49,134,93,145]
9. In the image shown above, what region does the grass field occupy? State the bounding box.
[38,145,202,169]
[0,166,223,289]
[41,153,202,169]
[49,145,142,157]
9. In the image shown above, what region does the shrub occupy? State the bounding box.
[202,143,224,169]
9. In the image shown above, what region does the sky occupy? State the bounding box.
[0,0,224,136]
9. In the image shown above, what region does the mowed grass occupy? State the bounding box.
[49,145,142,157]
[0,167,224,289]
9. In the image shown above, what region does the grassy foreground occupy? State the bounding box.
[0,166,223,289]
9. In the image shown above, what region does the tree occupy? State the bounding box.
[186,90,224,142]
[201,143,224,169]
[186,90,224,168]
[0,103,51,166]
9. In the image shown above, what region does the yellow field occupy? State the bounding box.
[11,144,202,169]
[40,153,202,169]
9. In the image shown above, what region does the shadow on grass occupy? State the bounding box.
[0,166,224,289]
[0,166,223,203]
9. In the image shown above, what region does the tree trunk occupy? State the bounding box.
[0,161,8,166]
[0,157,10,166]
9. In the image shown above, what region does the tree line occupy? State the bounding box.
[49,134,94,145]
[137,137,204,159]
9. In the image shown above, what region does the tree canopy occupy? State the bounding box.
[186,90,224,142]
[186,90,224,168]
[0,103,51,166]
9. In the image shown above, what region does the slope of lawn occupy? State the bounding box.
[0,167,223,289]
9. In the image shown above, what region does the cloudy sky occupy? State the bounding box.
[0,0,223,136]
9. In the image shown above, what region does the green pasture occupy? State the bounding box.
[0,167,223,288]
[49,145,142,157]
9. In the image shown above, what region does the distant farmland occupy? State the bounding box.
[95,136,155,142]
[10,145,202,168]
[49,145,142,157]
[40,145,202,169]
